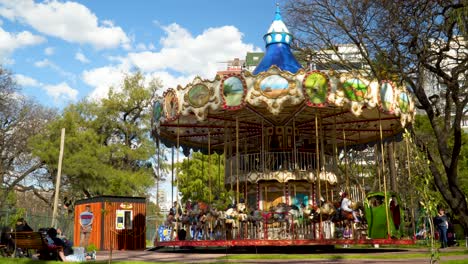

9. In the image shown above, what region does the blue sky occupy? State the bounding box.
[0,0,280,108]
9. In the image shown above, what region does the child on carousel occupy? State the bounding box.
[340,192,360,223]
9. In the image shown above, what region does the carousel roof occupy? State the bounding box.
[152,7,415,155]
[253,5,302,75]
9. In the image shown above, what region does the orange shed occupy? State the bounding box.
[74,196,146,250]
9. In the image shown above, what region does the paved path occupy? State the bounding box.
[95,246,467,263]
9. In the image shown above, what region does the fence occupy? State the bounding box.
[0,208,74,239]
[1,208,166,249]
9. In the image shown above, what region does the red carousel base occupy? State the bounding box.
[155,238,415,247]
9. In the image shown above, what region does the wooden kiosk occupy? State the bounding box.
[74,195,146,250]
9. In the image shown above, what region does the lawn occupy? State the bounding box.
[1,248,466,264]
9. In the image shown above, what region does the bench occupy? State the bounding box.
[9,231,63,260]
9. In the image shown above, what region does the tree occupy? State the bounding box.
[30,72,162,208]
[176,152,232,209]
[0,65,57,209]
[284,0,468,233]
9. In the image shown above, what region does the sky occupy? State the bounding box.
[0,0,281,108]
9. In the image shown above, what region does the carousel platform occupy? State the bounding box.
[154,238,415,248]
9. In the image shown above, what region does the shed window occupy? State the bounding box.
[116,210,133,230]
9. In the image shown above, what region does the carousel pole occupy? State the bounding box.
[359,131,366,202]
[333,114,338,202]
[294,184,297,202]
[229,128,233,192]
[236,117,240,204]
[293,118,297,169]
[208,129,212,204]
[343,129,350,196]
[375,145,382,192]
[171,146,174,206]
[261,120,265,172]
[224,121,228,193]
[315,112,323,239]
[218,148,222,198]
[257,182,260,211]
[378,111,391,238]
[175,118,180,239]
[244,137,248,204]
[320,117,328,202]
[405,133,416,239]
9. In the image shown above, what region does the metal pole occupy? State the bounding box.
[171,146,174,206]
[236,117,240,204]
[378,111,391,238]
[315,112,322,239]
[51,128,65,228]
[175,118,180,238]
[208,129,212,203]
[405,134,416,239]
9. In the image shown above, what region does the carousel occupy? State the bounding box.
[152,7,416,247]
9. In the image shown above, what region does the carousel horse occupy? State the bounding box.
[180,212,191,239]
[210,208,225,240]
[247,208,263,227]
[236,202,249,222]
[315,201,337,221]
[224,205,238,240]
[247,209,263,239]
[193,212,207,240]
[205,208,223,240]
[236,202,249,239]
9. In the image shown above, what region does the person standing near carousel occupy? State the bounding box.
[79,205,94,250]
[434,207,448,248]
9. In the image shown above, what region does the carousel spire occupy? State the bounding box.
[253,4,303,75]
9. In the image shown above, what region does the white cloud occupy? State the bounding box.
[34,58,76,82]
[83,64,194,100]
[43,82,78,102]
[82,64,130,100]
[127,23,260,77]
[15,73,78,103]
[75,51,90,63]
[15,73,41,87]
[0,0,129,49]
[0,26,45,62]
[135,42,155,51]
[83,23,260,101]
[147,71,194,94]
[34,58,52,68]
[44,47,54,55]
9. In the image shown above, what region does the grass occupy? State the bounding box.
[220,250,468,260]
[1,248,466,263]
[0,259,153,264]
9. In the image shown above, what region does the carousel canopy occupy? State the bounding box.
[152,7,415,155]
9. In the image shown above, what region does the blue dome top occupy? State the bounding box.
[253,5,302,75]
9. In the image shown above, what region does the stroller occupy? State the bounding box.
[447,222,459,247]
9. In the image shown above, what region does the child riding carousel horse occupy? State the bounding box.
[340,192,360,223]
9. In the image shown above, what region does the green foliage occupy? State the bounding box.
[413,115,468,199]
[29,72,162,200]
[459,132,468,196]
[176,152,232,208]
[86,243,98,252]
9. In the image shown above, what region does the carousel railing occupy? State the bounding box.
[235,151,317,173]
